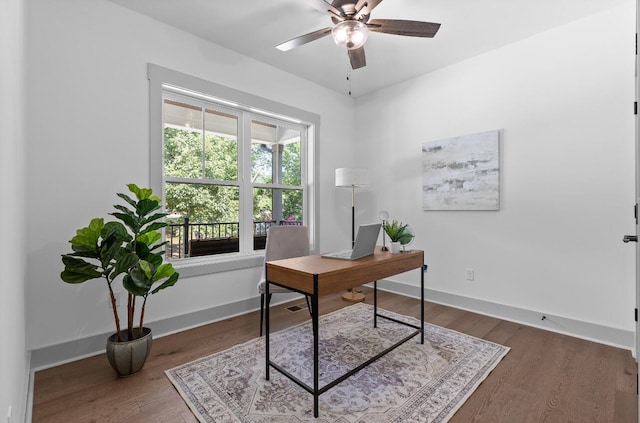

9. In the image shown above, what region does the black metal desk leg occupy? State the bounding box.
[265,266,270,380]
[421,261,425,345]
[312,275,319,417]
[373,280,378,328]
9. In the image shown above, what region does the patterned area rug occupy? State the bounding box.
[166,303,509,422]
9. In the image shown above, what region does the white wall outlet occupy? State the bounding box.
[465,268,475,281]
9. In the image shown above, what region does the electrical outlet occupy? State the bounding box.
[465,268,475,281]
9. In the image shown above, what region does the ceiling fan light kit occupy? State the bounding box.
[276,0,441,70]
[332,20,369,50]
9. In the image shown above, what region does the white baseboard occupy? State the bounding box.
[30,281,634,373]
[373,279,635,352]
[29,293,301,371]
[25,365,33,423]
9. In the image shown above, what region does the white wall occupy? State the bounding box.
[26,0,636,365]
[26,0,356,351]
[1,0,29,420]
[356,2,636,339]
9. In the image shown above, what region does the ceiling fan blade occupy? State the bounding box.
[348,46,366,70]
[276,27,333,51]
[367,19,441,37]
[304,0,344,19]
[354,0,384,20]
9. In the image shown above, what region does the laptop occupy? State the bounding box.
[321,223,382,260]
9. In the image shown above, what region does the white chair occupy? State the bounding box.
[258,225,311,336]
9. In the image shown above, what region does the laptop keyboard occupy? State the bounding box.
[327,249,352,259]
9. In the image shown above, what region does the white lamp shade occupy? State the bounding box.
[335,168,370,187]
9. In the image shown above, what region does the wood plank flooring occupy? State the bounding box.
[32,289,638,422]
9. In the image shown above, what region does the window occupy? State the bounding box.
[162,97,241,259]
[149,65,319,274]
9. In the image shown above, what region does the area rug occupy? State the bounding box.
[165,303,509,422]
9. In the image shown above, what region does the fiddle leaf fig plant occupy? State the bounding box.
[61,184,179,342]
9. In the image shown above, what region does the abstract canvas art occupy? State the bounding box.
[422,130,500,210]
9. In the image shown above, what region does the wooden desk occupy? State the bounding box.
[265,247,425,418]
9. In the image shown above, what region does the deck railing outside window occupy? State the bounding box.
[165,219,302,259]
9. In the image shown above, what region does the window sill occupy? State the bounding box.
[171,252,265,278]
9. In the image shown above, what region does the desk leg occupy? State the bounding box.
[373,280,378,328]
[312,274,319,418]
[421,263,424,345]
[265,268,270,380]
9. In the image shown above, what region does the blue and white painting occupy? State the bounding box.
[422,130,500,210]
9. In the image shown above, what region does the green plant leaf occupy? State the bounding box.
[136,198,161,218]
[151,272,179,295]
[137,231,162,246]
[139,221,168,236]
[133,240,151,259]
[67,250,102,259]
[141,213,168,226]
[145,252,163,267]
[128,183,153,201]
[112,204,132,215]
[101,221,130,241]
[111,212,138,231]
[112,250,139,278]
[143,212,168,221]
[99,237,122,267]
[69,218,104,254]
[148,240,168,253]
[398,232,414,245]
[98,222,132,265]
[125,264,154,292]
[60,255,102,283]
[116,192,137,209]
[152,263,175,282]
[138,260,153,279]
[122,274,148,297]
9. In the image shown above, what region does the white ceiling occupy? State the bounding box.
[110,0,629,97]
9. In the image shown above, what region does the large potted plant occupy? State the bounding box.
[61,184,179,376]
[384,219,414,253]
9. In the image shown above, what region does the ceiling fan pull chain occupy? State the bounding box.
[346,57,352,96]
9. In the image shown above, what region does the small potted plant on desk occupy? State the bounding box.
[384,219,414,254]
[60,184,179,376]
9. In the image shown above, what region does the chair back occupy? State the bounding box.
[264,225,310,262]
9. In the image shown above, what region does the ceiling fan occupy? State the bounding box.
[275,0,441,70]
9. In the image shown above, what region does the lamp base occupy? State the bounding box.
[342,290,365,303]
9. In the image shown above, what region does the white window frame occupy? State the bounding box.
[148,64,319,277]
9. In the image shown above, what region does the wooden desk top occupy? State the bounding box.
[266,247,424,296]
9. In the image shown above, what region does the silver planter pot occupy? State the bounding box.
[106,327,153,377]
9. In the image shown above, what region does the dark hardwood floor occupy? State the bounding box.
[32,289,638,422]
